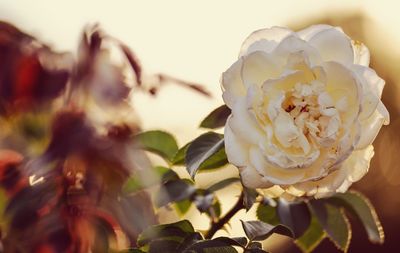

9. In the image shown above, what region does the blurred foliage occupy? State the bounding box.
[0,20,209,252]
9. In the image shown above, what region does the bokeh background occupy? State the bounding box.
[0,0,399,252]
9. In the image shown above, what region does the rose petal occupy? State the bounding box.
[262,185,285,198]
[249,147,305,185]
[322,61,361,128]
[224,119,250,167]
[356,102,389,149]
[221,57,246,108]
[273,35,322,65]
[352,65,385,98]
[241,51,280,88]
[345,145,374,183]
[240,166,273,188]
[352,40,370,66]
[273,110,299,148]
[229,97,265,145]
[352,65,385,120]
[240,26,293,56]
[308,28,354,65]
[297,24,337,41]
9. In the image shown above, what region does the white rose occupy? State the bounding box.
[222,25,389,198]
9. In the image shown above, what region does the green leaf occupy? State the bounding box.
[176,232,204,252]
[207,177,240,193]
[295,215,325,253]
[123,166,173,193]
[277,199,311,238]
[148,239,181,253]
[200,105,231,129]
[135,130,178,163]
[329,191,384,244]
[173,142,228,172]
[256,201,280,226]
[185,132,225,179]
[206,197,222,220]
[245,241,269,253]
[310,200,351,252]
[198,147,228,171]
[247,241,262,249]
[175,199,192,216]
[184,239,239,252]
[156,179,196,207]
[193,192,215,213]
[172,142,191,165]
[240,220,293,241]
[211,237,247,248]
[137,220,195,247]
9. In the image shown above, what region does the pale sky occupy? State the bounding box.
[1,0,400,145]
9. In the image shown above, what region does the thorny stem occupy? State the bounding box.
[205,191,245,239]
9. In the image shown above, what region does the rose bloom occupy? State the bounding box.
[222,25,389,198]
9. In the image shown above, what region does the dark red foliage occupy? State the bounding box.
[0,21,70,115]
[0,21,159,252]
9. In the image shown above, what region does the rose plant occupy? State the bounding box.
[130,25,388,253]
[0,21,389,253]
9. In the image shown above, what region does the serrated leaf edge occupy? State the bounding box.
[347,190,384,244]
[326,208,352,253]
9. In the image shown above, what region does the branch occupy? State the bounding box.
[205,191,245,239]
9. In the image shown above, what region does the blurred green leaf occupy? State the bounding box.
[207,177,240,193]
[240,220,293,241]
[161,168,180,183]
[185,132,224,179]
[295,215,325,253]
[156,179,196,207]
[277,199,311,238]
[247,241,262,249]
[203,196,222,220]
[135,130,178,163]
[172,142,191,165]
[310,200,351,252]
[256,201,280,226]
[123,166,173,193]
[137,220,195,247]
[200,105,231,129]
[193,192,215,213]
[175,199,192,216]
[329,191,384,244]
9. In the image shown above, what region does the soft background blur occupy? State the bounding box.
[1,0,399,252]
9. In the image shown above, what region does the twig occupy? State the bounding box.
[205,191,245,239]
